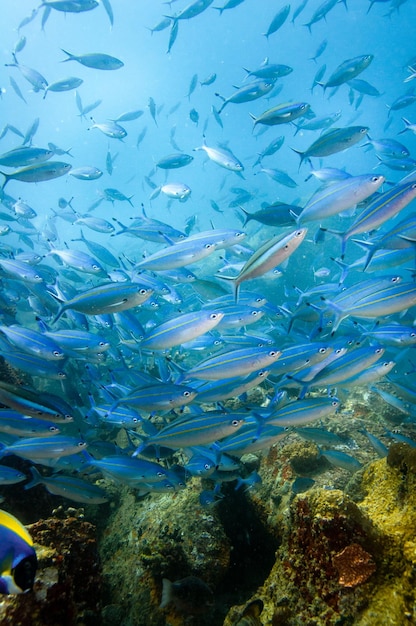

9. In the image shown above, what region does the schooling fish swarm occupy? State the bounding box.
[0,0,415,544]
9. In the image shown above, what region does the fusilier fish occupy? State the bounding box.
[250,102,310,127]
[194,142,244,172]
[292,126,369,166]
[0,162,72,188]
[51,282,154,323]
[61,49,124,70]
[218,229,307,300]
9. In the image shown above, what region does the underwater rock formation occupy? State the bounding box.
[99,482,231,625]
[223,443,416,625]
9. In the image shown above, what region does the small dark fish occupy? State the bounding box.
[160,576,214,615]
[200,72,216,86]
[148,97,158,126]
[23,118,40,146]
[263,5,290,38]
[167,19,179,54]
[291,477,315,494]
[239,203,299,227]
[112,109,143,122]
[310,38,327,63]
[156,153,193,169]
[186,73,198,99]
[189,108,199,124]
[147,17,171,34]
[9,76,27,104]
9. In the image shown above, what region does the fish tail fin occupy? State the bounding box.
[24,467,43,491]
[290,148,305,171]
[214,273,239,302]
[60,49,73,62]
[51,306,65,325]
[236,205,249,226]
[330,256,349,284]
[160,579,173,609]
[398,118,411,134]
[0,171,9,189]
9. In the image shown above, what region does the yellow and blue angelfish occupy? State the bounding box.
[0,509,37,594]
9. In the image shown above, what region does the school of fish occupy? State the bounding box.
[0,0,415,531]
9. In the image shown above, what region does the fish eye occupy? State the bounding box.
[412,184,416,189]
[139,288,148,295]
[99,341,106,346]
[375,348,383,354]
[251,310,259,316]
[53,350,62,357]
[332,400,339,407]
[204,463,211,470]
[183,390,191,396]
[231,419,240,427]
[411,333,416,338]
[49,426,59,432]
[78,441,86,447]
[205,243,214,249]
[371,176,380,182]
[360,128,368,133]
[157,471,165,477]
[269,350,278,356]
[92,264,99,270]
[319,347,327,353]
[210,313,220,319]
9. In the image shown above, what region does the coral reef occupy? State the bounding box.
[222,443,416,625]
[0,512,102,626]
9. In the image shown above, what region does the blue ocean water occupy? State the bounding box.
[1,0,415,239]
